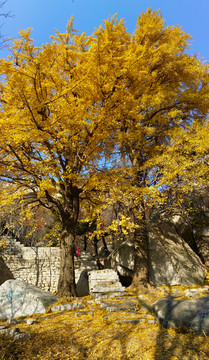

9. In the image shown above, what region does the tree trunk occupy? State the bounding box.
[127,153,152,290]
[102,235,108,250]
[93,235,98,256]
[130,201,150,290]
[57,185,81,297]
[57,227,77,297]
[84,235,87,251]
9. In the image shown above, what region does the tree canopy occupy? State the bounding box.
[0,8,209,295]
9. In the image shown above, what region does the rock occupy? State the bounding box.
[0,327,20,336]
[148,220,206,286]
[152,295,209,335]
[76,270,89,297]
[26,318,37,325]
[0,325,28,341]
[8,327,21,336]
[0,279,59,320]
[168,213,192,245]
[184,289,200,297]
[14,332,28,341]
[0,256,14,285]
[193,228,209,266]
[137,298,153,313]
[98,245,113,257]
[7,318,18,324]
[108,241,135,280]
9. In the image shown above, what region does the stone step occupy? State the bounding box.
[3,240,25,256]
[90,285,125,293]
[80,256,97,261]
[80,261,98,268]
[99,300,137,312]
[94,292,125,299]
[89,269,119,280]
[90,280,120,287]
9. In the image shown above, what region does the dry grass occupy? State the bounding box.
[1,287,209,360]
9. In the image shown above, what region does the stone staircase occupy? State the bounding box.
[2,237,25,257]
[88,269,125,298]
[75,252,98,283]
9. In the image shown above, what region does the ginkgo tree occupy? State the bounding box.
[85,8,209,287]
[0,9,209,296]
[0,21,113,296]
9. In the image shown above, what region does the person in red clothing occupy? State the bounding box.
[76,246,80,257]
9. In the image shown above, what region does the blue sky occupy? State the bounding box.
[1,0,209,61]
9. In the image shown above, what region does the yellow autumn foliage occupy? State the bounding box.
[0,8,209,295]
[1,287,209,359]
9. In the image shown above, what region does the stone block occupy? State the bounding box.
[51,302,84,312]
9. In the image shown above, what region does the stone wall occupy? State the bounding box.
[2,237,60,293]
[2,237,99,294]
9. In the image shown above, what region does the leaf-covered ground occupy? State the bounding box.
[1,286,209,360]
